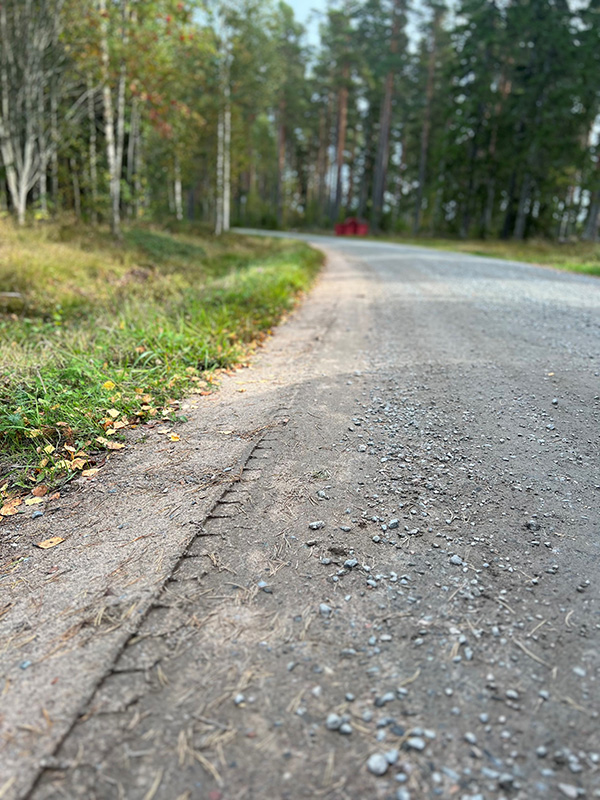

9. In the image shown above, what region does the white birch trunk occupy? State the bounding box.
[174,156,183,221]
[87,75,98,223]
[215,107,224,235]
[99,0,120,237]
[223,85,231,232]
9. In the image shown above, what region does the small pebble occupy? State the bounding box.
[557,785,580,800]
[326,713,342,731]
[367,752,389,776]
[405,737,426,751]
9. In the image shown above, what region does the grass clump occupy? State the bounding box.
[0,221,321,494]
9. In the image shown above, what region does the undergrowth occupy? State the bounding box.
[0,221,321,500]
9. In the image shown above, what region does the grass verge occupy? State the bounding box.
[0,220,321,504]
[379,236,600,277]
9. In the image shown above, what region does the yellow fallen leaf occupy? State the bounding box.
[0,504,19,517]
[106,441,125,450]
[81,468,99,478]
[71,458,87,470]
[102,380,116,390]
[64,445,76,453]
[107,408,119,418]
[24,496,45,506]
[44,444,55,455]
[112,421,127,430]
[169,434,180,442]
[35,537,64,550]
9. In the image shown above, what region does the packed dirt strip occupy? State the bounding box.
[2,238,600,800]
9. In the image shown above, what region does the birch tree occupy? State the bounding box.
[0,0,66,224]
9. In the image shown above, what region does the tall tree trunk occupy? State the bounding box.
[582,189,600,241]
[413,8,441,235]
[215,107,224,235]
[514,172,531,240]
[501,170,517,239]
[99,0,121,238]
[276,99,285,228]
[126,97,138,218]
[333,65,349,222]
[483,177,495,237]
[371,72,393,230]
[371,0,403,230]
[87,76,98,224]
[317,96,332,223]
[223,83,231,232]
[70,156,81,220]
[113,3,128,227]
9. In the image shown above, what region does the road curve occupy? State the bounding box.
[23,233,600,799]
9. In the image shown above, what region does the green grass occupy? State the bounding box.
[0,221,321,493]
[379,236,600,277]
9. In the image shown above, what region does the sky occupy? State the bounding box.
[287,0,328,43]
[287,0,425,49]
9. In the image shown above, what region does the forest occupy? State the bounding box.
[1,0,600,241]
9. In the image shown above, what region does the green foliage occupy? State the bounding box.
[0,221,321,487]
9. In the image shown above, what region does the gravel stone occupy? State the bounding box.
[326,713,342,731]
[367,753,389,776]
[405,737,426,751]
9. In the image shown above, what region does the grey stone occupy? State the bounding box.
[326,713,342,731]
[367,753,389,776]
[405,737,426,751]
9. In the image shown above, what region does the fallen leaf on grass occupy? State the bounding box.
[107,408,119,418]
[102,380,116,390]
[35,537,64,550]
[24,497,45,506]
[81,468,100,478]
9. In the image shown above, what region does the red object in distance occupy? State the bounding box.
[335,217,369,236]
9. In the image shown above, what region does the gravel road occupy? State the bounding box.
[4,236,599,800]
